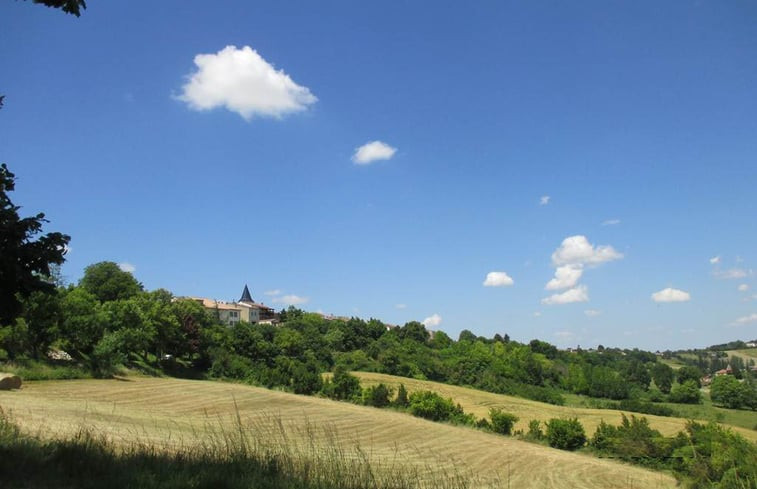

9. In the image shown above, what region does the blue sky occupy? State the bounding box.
[2,1,756,350]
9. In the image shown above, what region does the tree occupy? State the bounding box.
[676,365,703,388]
[0,164,70,325]
[27,0,87,17]
[668,380,702,404]
[651,362,674,394]
[710,375,748,409]
[79,261,142,303]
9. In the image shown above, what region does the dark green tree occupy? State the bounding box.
[651,362,674,394]
[79,261,143,303]
[0,164,70,325]
[27,0,86,17]
[676,365,703,388]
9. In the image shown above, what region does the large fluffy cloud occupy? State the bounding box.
[651,288,691,303]
[551,235,623,267]
[352,141,397,165]
[545,265,583,290]
[483,271,514,287]
[542,235,622,304]
[177,45,317,120]
[541,285,589,305]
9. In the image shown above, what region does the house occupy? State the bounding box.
[714,365,733,376]
[189,285,277,326]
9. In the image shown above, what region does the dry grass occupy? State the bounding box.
[352,371,757,443]
[0,376,677,489]
[727,348,757,361]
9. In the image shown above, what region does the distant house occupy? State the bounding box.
[714,365,733,376]
[746,341,757,348]
[189,285,276,326]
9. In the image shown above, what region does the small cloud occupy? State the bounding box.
[545,265,583,291]
[542,285,589,305]
[551,235,623,267]
[709,255,721,265]
[533,311,542,317]
[118,262,136,273]
[584,309,601,317]
[738,284,750,292]
[540,195,550,205]
[352,141,397,165]
[272,294,309,305]
[483,271,514,287]
[554,331,575,339]
[177,45,317,120]
[732,313,757,326]
[422,313,442,328]
[651,287,691,303]
[395,303,407,310]
[715,268,751,280]
[601,219,621,226]
[264,289,281,296]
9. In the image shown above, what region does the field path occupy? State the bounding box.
[0,376,677,489]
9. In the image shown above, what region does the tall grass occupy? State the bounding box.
[0,406,482,489]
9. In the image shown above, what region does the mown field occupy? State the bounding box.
[352,371,757,442]
[0,376,677,489]
[727,348,757,361]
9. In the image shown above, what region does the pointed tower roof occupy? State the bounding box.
[239,285,254,304]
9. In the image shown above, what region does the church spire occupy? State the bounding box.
[239,285,254,304]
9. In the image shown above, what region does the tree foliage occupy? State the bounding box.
[0,164,70,325]
[545,418,586,451]
[28,0,86,17]
[79,261,143,303]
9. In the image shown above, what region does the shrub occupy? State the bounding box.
[89,332,125,378]
[545,418,586,451]
[321,366,362,401]
[527,419,544,440]
[710,375,755,410]
[407,390,473,425]
[394,383,409,407]
[668,380,702,404]
[362,383,392,408]
[488,408,518,435]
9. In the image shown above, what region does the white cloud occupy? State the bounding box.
[272,294,309,305]
[540,195,550,205]
[542,285,589,305]
[651,288,691,303]
[709,255,721,265]
[545,265,583,291]
[584,309,601,317]
[738,284,750,292]
[177,45,317,120]
[551,235,623,267]
[422,313,442,328]
[352,141,397,165]
[483,271,514,287]
[118,262,136,273]
[732,313,757,325]
[264,289,281,296]
[715,268,751,280]
[395,303,407,309]
[533,311,542,317]
[601,219,621,226]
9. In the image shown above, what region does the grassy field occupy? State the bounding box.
[727,348,757,362]
[0,376,677,489]
[351,372,757,442]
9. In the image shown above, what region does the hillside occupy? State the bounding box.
[0,377,677,489]
[352,371,757,443]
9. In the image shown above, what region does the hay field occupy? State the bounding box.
[727,348,757,361]
[0,377,675,489]
[352,372,757,443]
